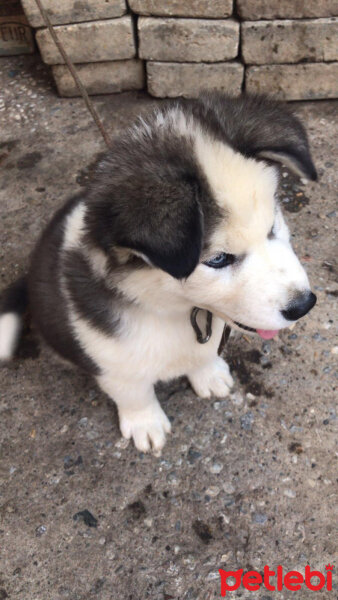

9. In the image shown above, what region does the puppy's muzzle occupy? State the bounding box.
[281,291,317,321]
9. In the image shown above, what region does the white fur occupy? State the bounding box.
[0,313,21,360]
[63,202,86,250]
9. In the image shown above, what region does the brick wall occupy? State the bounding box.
[22,0,338,99]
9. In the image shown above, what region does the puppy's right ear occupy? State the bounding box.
[86,175,204,279]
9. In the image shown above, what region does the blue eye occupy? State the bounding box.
[204,252,236,269]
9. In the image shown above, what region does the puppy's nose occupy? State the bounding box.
[281,291,317,321]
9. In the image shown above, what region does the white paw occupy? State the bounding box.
[189,356,234,399]
[118,401,171,453]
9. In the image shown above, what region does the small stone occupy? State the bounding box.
[35,525,46,536]
[246,392,256,401]
[205,486,220,497]
[222,482,235,494]
[187,448,201,464]
[167,471,179,485]
[73,510,98,527]
[284,489,296,498]
[230,391,243,406]
[252,513,267,524]
[98,537,106,545]
[106,545,115,560]
[210,462,223,474]
[331,346,338,355]
[240,411,254,431]
[262,341,271,355]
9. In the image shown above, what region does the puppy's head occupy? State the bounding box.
[86,94,317,338]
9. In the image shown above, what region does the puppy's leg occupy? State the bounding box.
[188,356,234,399]
[97,374,171,453]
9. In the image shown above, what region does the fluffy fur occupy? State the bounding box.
[0,93,317,452]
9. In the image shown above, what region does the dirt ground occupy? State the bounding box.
[0,55,337,600]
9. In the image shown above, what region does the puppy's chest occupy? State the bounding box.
[122,310,225,380]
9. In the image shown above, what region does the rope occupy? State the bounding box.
[33,0,111,149]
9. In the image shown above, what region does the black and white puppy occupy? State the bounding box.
[0,93,317,453]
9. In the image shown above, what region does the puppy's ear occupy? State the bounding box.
[87,176,203,279]
[198,93,317,180]
[244,97,317,180]
[126,195,203,279]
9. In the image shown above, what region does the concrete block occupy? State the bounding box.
[139,17,239,62]
[147,61,244,97]
[246,63,338,100]
[0,1,34,56]
[21,0,127,27]
[129,0,233,18]
[35,17,136,65]
[52,59,144,96]
[237,0,338,20]
[242,18,338,65]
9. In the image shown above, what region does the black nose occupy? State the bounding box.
[281,291,317,321]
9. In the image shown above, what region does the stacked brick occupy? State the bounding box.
[21,0,144,96]
[239,0,338,100]
[21,0,338,100]
[132,0,243,97]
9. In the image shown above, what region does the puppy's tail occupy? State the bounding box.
[0,276,28,361]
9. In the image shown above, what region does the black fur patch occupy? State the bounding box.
[84,130,219,279]
[0,276,28,315]
[28,196,100,375]
[63,249,125,335]
[181,92,317,180]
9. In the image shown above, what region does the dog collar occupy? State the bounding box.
[190,307,231,355]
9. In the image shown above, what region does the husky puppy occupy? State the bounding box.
[0,93,317,452]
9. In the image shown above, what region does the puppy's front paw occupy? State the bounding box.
[189,356,234,399]
[118,402,171,453]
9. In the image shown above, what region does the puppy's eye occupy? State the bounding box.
[203,252,236,269]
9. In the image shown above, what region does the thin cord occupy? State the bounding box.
[34,0,111,148]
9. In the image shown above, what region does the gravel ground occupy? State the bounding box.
[0,55,337,600]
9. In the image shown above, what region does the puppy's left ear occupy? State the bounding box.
[252,103,317,180]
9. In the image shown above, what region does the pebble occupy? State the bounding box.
[210,462,223,474]
[230,391,243,406]
[262,341,271,355]
[105,545,115,560]
[166,471,179,485]
[187,448,201,464]
[240,412,254,431]
[35,525,47,537]
[284,489,296,498]
[252,513,267,524]
[205,486,220,497]
[73,510,98,527]
[222,482,235,494]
